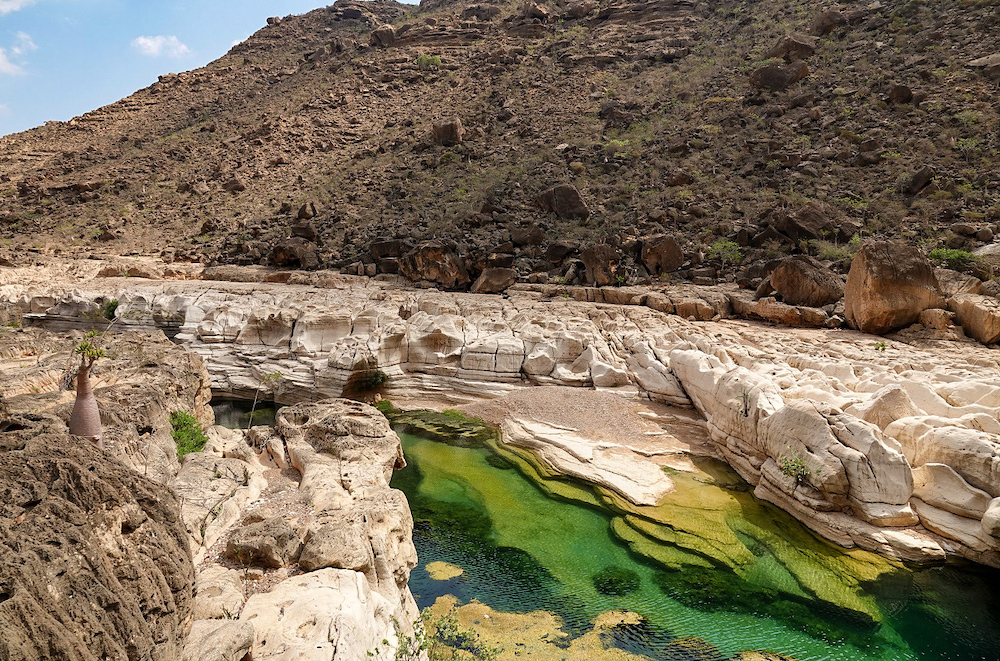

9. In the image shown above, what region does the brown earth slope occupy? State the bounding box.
[0,0,998,289]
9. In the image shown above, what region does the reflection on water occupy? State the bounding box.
[211,398,277,429]
[393,432,1000,661]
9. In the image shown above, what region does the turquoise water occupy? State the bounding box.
[392,432,1000,661]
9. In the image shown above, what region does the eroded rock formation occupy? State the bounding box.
[0,415,194,661]
[4,262,1000,568]
[172,399,419,661]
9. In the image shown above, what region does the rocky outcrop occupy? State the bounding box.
[0,415,194,661]
[171,399,419,661]
[948,293,1000,345]
[0,327,213,483]
[844,241,945,334]
[5,265,1000,566]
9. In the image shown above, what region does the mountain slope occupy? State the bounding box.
[1,0,998,287]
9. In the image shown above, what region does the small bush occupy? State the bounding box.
[593,565,641,596]
[415,54,441,71]
[779,453,811,483]
[928,248,975,270]
[707,239,743,268]
[171,410,208,458]
[101,299,119,321]
[357,369,389,390]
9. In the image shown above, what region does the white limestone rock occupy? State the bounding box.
[502,416,674,506]
[182,620,255,661]
[192,567,246,621]
[239,568,399,661]
[913,463,992,519]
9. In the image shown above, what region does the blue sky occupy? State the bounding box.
[0,0,391,136]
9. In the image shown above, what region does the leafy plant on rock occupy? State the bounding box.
[779,452,812,484]
[172,410,208,458]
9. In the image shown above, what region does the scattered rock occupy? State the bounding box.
[471,267,517,294]
[948,294,1000,344]
[907,165,935,195]
[225,517,302,568]
[749,60,809,91]
[269,237,319,269]
[536,183,590,220]
[766,33,818,62]
[580,244,621,286]
[967,53,1000,81]
[888,84,913,104]
[399,241,471,289]
[222,177,247,193]
[297,202,317,220]
[844,240,945,334]
[370,24,397,47]
[641,234,684,275]
[431,117,465,146]
[291,219,319,243]
[770,255,845,307]
[511,222,544,246]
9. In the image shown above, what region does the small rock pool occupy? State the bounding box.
[392,430,1000,661]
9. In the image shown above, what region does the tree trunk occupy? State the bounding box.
[69,361,103,449]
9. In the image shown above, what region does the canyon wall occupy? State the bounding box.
[3,266,1000,568]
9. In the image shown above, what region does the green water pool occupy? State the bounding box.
[392,432,1000,661]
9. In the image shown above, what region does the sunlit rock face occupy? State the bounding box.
[4,263,1000,567]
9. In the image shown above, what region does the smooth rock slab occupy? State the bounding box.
[182,620,255,661]
[239,568,398,660]
[502,416,673,506]
[192,566,246,620]
[912,463,992,520]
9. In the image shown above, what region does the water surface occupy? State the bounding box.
[393,432,1000,661]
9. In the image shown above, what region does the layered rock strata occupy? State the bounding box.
[3,265,1000,566]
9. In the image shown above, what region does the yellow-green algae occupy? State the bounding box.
[486,432,898,622]
[387,407,1000,661]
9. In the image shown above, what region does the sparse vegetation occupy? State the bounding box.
[779,453,812,484]
[928,248,976,270]
[707,239,743,269]
[171,410,208,458]
[415,54,441,71]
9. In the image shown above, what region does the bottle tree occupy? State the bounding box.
[69,333,106,449]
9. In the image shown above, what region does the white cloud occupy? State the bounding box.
[11,32,36,57]
[0,0,35,15]
[131,35,190,58]
[0,48,24,75]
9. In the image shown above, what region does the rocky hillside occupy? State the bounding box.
[1,0,999,289]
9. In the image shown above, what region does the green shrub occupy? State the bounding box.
[928,248,976,270]
[593,565,641,596]
[707,239,743,268]
[357,369,389,390]
[779,453,811,483]
[171,410,208,458]
[415,54,442,71]
[101,299,119,321]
